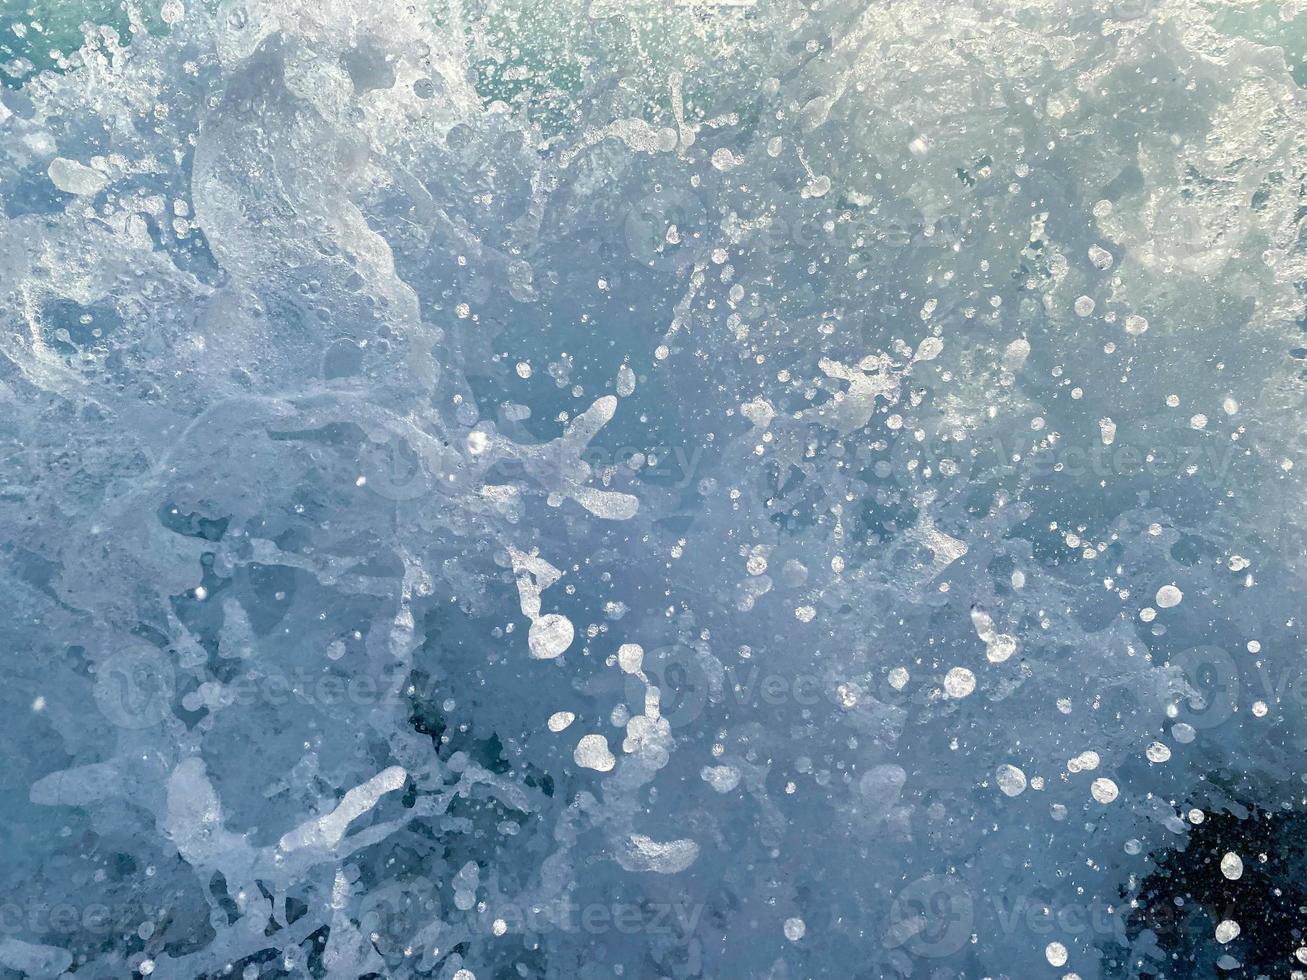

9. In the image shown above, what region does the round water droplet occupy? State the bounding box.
[1090,778,1119,804]
[528,614,574,659]
[1155,584,1183,609]
[1220,852,1243,880]
[943,667,976,698]
[1146,741,1171,763]
[996,764,1027,797]
[1046,942,1068,967]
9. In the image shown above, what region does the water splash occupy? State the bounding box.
[2,0,1306,977]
